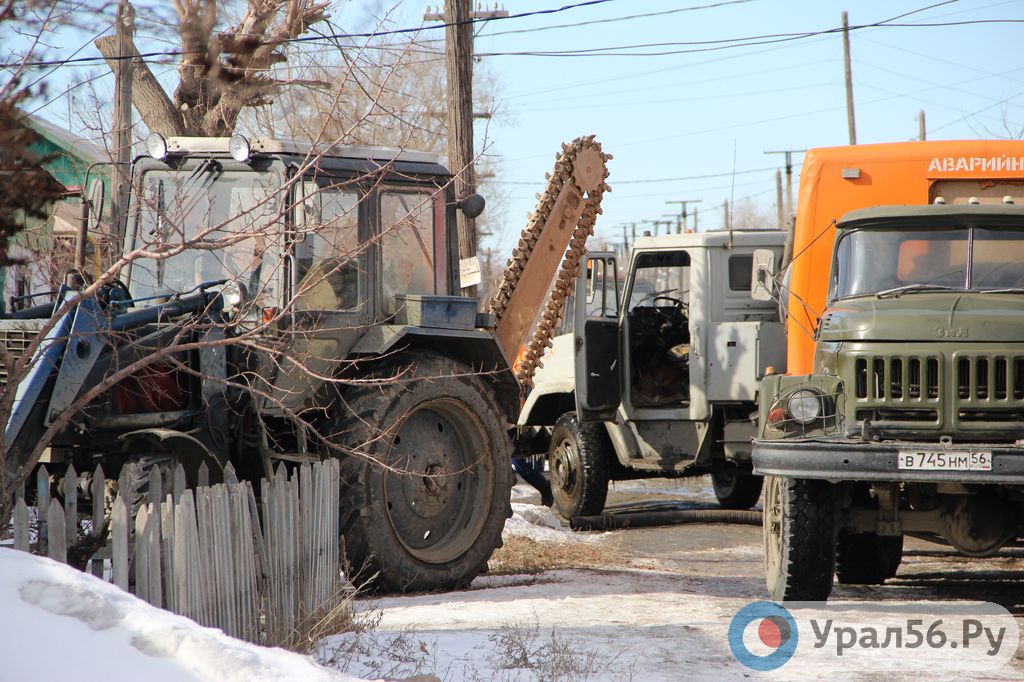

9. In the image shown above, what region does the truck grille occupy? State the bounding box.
[0,326,39,389]
[854,356,941,402]
[849,350,1024,434]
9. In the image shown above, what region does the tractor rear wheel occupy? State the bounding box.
[329,351,512,593]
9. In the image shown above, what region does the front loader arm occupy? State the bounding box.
[2,287,220,482]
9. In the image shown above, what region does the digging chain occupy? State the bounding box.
[489,136,611,387]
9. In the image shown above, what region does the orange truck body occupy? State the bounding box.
[786,140,1024,375]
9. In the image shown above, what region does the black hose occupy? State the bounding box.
[570,508,762,531]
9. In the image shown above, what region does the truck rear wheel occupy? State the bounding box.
[548,412,610,520]
[711,468,764,510]
[329,352,512,593]
[836,531,904,584]
[763,476,837,601]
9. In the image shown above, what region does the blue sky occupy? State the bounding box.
[461,0,1024,250]
[9,0,1024,255]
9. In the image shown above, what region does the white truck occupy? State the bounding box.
[518,229,788,518]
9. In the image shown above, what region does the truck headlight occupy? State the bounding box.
[787,389,823,424]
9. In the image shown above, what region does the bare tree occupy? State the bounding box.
[0,1,75,267]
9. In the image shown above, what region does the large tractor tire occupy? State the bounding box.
[711,468,764,510]
[329,351,513,593]
[763,476,837,601]
[836,531,904,585]
[547,412,610,520]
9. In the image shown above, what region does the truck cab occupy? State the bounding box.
[519,229,786,518]
[757,202,1024,601]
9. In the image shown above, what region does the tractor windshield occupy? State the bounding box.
[832,226,1024,299]
[129,167,283,307]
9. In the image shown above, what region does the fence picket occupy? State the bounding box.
[148,465,162,508]
[91,465,105,538]
[13,497,29,552]
[111,495,129,590]
[36,466,49,554]
[134,505,151,602]
[64,463,78,550]
[161,494,175,612]
[47,500,66,563]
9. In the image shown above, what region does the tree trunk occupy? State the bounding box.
[95,35,186,137]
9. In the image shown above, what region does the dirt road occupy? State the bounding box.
[318,480,1024,681]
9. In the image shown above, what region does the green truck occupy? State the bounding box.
[754,202,1024,600]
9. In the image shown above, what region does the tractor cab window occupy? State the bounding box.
[295,183,361,311]
[627,251,691,408]
[131,169,283,312]
[380,190,441,314]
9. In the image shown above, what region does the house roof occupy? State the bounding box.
[22,114,108,165]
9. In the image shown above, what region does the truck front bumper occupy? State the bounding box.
[753,439,1024,484]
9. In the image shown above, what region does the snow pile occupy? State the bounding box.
[502,502,599,545]
[0,548,365,682]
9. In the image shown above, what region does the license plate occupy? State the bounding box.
[897,450,992,471]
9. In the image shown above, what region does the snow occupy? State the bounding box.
[502,502,604,545]
[0,548,365,682]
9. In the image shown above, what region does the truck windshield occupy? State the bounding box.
[832,226,1024,299]
[129,168,283,307]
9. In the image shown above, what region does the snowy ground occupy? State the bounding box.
[318,482,1024,682]
[0,548,361,682]
[4,480,1023,681]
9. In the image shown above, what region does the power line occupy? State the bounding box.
[0,0,619,70]
[502,165,782,186]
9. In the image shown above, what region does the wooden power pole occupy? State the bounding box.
[111,0,135,243]
[842,10,857,145]
[425,2,507,292]
[918,110,927,141]
[775,169,784,230]
[766,149,805,224]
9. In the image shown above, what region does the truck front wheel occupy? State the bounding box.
[329,352,512,593]
[548,413,610,519]
[763,476,837,601]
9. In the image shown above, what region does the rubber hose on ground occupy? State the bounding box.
[570,508,762,531]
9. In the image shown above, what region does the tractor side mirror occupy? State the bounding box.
[751,248,776,301]
[458,193,486,219]
[86,178,105,233]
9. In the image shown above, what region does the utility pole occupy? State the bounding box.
[723,199,730,230]
[662,214,682,234]
[621,223,630,253]
[112,0,135,243]
[766,149,805,224]
[918,110,927,141]
[842,10,857,145]
[775,169,784,230]
[665,199,701,234]
[426,2,507,293]
[692,206,698,233]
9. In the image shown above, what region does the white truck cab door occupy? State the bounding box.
[573,252,621,421]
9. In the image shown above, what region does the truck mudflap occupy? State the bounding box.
[753,439,1024,484]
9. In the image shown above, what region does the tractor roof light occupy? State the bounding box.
[146,132,168,160]
[229,134,252,163]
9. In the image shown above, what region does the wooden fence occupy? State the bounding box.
[8,458,342,644]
